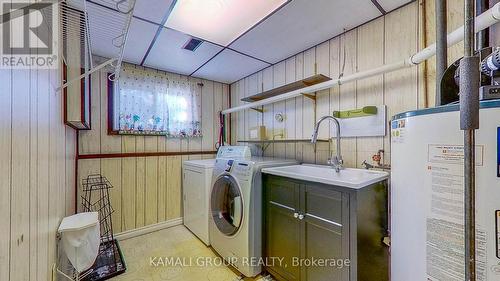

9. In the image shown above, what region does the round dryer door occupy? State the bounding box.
[211,174,243,236]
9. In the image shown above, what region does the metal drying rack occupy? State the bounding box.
[58,0,136,91]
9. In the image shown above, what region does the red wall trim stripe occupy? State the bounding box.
[78,150,217,159]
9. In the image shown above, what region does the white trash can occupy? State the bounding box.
[58,212,101,273]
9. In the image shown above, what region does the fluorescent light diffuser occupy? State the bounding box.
[165,0,287,46]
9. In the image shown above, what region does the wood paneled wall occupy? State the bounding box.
[422,0,466,107]
[231,3,421,168]
[77,68,229,233]
[0,67,76,281]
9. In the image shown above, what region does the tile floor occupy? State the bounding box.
[110,225,268,281]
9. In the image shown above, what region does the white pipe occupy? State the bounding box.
[410,2,500,64]
[57,58,116,91]
[222,2,500,115]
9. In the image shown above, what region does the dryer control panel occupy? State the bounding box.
[232,161,253,181]
[216,146,251,159]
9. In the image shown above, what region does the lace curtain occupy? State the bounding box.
[115,65,202,137]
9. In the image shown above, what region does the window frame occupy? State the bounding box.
[107,76,119,135]
[107,73,201,136]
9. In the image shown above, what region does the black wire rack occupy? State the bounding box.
[81,174,126,281]
[81,174,115,248]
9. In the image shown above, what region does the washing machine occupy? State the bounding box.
[209,151,297,277]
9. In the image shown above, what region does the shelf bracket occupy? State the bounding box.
[250,107,264,113]
[302,93,317,101]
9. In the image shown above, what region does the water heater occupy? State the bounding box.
[391,100,500,281]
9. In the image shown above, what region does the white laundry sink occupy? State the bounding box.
[262,164,389,189]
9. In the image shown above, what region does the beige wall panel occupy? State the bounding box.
[0,68,11,281]
[29,65,39,280]
[158,156,167,222]
[285,57,297,159]
[144,136,158,152]
[246,74,261,147]
[303,47,316,139]
[315,41,331,140]
[10,69,31,281]
[1,44,75,281]
[65,128,77,215]
[424,0,464,107]
[273,61,287,158]
[202,80,215,151]
[302,47,317,164]
[222,84,230,144]
[167,156,182,220]
[356,17,385,168]
[121,157,137,231]
[101,158,123,233]
[329,38,341,137]
[100,71,121,153]
[230,83,238,145]
[121,136,137,231]
[294,53,305,162]
[36,69,50,280]
[236,80,245,144]
[135,136,146,227]
[145,156,158,225]
[338,30,358,168]
[213,83,224,148]
[262,67,275,156]
[79,73,101,154]
[384,2,419,153]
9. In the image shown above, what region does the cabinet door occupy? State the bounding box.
[301,184,349,281]
[264,176,301,281]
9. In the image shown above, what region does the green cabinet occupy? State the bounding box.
[263,174,388,281]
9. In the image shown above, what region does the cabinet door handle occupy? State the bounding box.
[293,212,299,218]
[298,214,304,220]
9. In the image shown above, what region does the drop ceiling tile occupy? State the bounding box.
[193,49,269,84]
[86,2,128,59]
[229,0,381,63]
[122,19,158,64]
[143,28,223,76]
[133,0,174,24]
[377,0,411,12]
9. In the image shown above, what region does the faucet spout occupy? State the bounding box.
[311,115,343,172]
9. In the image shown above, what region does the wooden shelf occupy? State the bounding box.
[241,74,331,102]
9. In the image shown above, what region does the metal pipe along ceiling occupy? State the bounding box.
[221,3,500,115]
[435,0,447,106]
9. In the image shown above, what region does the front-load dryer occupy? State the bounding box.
[209,157,297,277]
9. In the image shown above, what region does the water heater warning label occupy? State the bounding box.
[428,144,484,166]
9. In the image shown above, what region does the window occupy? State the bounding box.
[109,65,202,137]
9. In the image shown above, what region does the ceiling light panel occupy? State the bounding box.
[165,0,288,46]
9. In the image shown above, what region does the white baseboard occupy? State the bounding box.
[115,217,183,241]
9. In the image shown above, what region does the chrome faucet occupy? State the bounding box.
[311,115,343,172]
